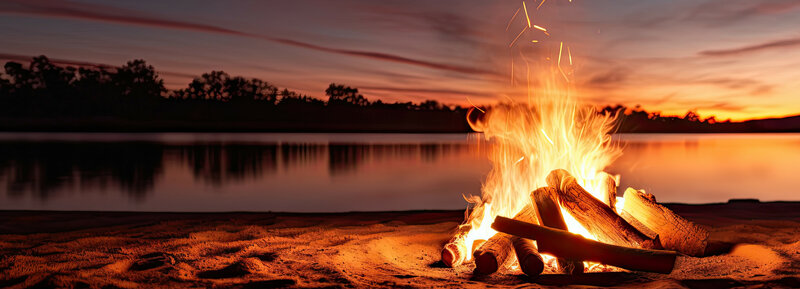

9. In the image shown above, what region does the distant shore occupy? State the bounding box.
[3,114,800,133]
[1,201,799,288]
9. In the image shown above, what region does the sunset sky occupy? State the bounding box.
[1,0,799,121]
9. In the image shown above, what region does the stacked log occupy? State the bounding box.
[473,205,539,275]
[546,169,661,249]
[621,188,709,256]
[531,187,583,274]
[491,216,678,274]
[597,172,618,212]
[441,168,707,279]
[441,224,471,267]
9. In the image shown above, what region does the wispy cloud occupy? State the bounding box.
[0,52,195,79]
[0,0,494,76]
[358,85,491,99]
[686,0,800,24]
[698,37,800,56]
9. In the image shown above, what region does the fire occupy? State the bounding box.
[454,0,622,267]
[461,71,621,262]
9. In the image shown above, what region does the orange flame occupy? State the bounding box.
[455,0,622,269]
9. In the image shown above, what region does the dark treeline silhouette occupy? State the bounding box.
[0,141,469,201]
[603,105,800,133]
[2,55,799,133]
[0,56,470,132]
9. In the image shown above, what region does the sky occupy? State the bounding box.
[1,0,799,121]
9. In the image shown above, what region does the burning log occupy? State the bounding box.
[511,236,544,277]
[597,172,617,211]
[473,205,539,275]
[546,169,660,249]
[441,224,471,267]
[622,188,709,256]
[531,187,583,274]
[473,233,514,275]
[491,216,678,274]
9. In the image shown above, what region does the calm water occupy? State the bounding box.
[1,133,798,212]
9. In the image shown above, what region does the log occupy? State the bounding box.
[441,224,471,267]
[473,233,513,275]
[597,172,617,211]
[622,188,709,256]
[491,216,678,274]
[473,205,538,275]
[531,187,583,274]
[546,169,660,249]
[511,236,544,278]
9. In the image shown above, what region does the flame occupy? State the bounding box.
[459,70,621,261]
[452,0,622,270]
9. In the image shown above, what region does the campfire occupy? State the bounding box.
[439,1,709,279]
[441,102,710,277]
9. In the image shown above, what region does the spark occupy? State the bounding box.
[558,42,570,82]
[515,156,525,165]
[541,129,554,145]
[558,42,563,66]
[568,46,573,65]
[509,26,527,47]
[537,0,547,10]
[531,40,539,43]
[506,7,521,31]
[467,97,485,113]
[533,25,550,36]
[523,1,532,28]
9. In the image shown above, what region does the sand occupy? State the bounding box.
[1,201,799,288]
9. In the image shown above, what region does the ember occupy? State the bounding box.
[439,0,710,280]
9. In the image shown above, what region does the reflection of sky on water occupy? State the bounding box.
[1,133,798,212]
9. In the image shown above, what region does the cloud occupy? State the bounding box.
[687,0,800,24]
[0,52,196,79]
[694,77,773,95]
[358,85,491,99]
[698,37,800,56]
[0,0,493,76]
[585,67,629,87]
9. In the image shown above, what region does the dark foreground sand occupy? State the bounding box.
[1,201,799,288]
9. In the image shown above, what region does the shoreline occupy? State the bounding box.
[1,202,799,288]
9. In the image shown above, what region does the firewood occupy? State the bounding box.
[597,172,617,211]
[491,216,678,274]
[441,224,471,267]
[531,187,583,274]
[511,236,544,278]
[546,169,660,249]
[473,233,514,275]
[473,205,538,275]
[622,188,709,256]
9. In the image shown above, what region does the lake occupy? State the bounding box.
[1,132,798,212]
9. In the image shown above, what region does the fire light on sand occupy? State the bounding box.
[440,0,709,278]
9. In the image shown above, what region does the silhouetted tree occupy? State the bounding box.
[326,83,369,106]
[225,77,278,103]
[175,71,227,100]
[113,59,165,99]
[3,61,35,97]
[683,110,700,122]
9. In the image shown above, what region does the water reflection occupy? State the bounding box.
[1,133,798,212]
[0,140,473,203]
[0,142,163,199]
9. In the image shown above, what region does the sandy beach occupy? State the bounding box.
[1,201,799,288]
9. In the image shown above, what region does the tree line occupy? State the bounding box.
[0,56,470,132]
[2,55,789,133]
